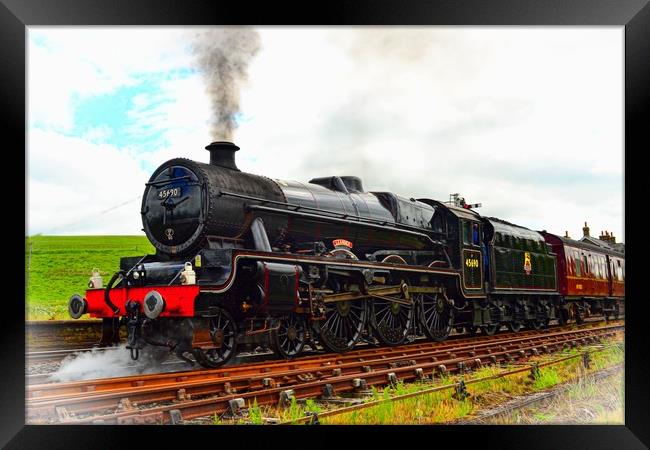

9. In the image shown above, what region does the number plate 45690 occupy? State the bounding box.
[158,187,181,199]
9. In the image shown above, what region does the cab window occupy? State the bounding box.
[472,223,480,246]
[462,221,471,245]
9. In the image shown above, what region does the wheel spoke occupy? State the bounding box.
[420,294,452,341]
[372,298,412,346]
[319,299,366,353]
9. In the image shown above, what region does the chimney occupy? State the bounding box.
[582,221,590,238]
[599,230,609,242]
[564,230,570,238]
[205,141,240,171]
[610,232,616,243]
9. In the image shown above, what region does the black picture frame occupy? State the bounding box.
[3,0,647,448]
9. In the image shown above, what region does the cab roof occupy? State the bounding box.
[418,199,482,221]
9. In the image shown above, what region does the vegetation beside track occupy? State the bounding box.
[480,366,623,424]
[321,339,624,425]
[26,235,154,320]
[210,336,623,425]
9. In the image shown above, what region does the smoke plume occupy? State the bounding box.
[191,27,261,141]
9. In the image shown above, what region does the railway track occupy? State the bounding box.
[26,323,595,387]
[26,315,617,362]
[25,317,614,384]
[26,321,623,424]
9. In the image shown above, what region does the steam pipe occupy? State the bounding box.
[104,271,125,315]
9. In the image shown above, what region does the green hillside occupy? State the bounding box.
[25,235,155,320]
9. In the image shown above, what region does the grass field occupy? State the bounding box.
[25,235,155,320]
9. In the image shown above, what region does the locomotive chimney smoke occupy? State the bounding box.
[206,141,240,171]
[191,28,261,141]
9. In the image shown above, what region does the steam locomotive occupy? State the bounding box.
[67,142,625,368]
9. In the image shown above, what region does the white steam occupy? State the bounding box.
[50,345,180,382]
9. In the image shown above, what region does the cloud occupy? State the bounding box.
[27,129,150,235]
[236,27,623,240]
[28,28,194,132]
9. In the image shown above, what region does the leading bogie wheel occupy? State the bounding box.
[270,313,308,359]
[192,307,238,368]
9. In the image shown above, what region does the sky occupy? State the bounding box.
[27,27,624,242]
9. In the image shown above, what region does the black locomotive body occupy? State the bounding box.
[68,141,622,368]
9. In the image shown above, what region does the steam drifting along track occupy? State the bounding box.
[26,321,623,424]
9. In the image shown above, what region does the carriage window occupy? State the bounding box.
[472,223,480,246]
[599,258,604,278]
[573,251,581,276]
